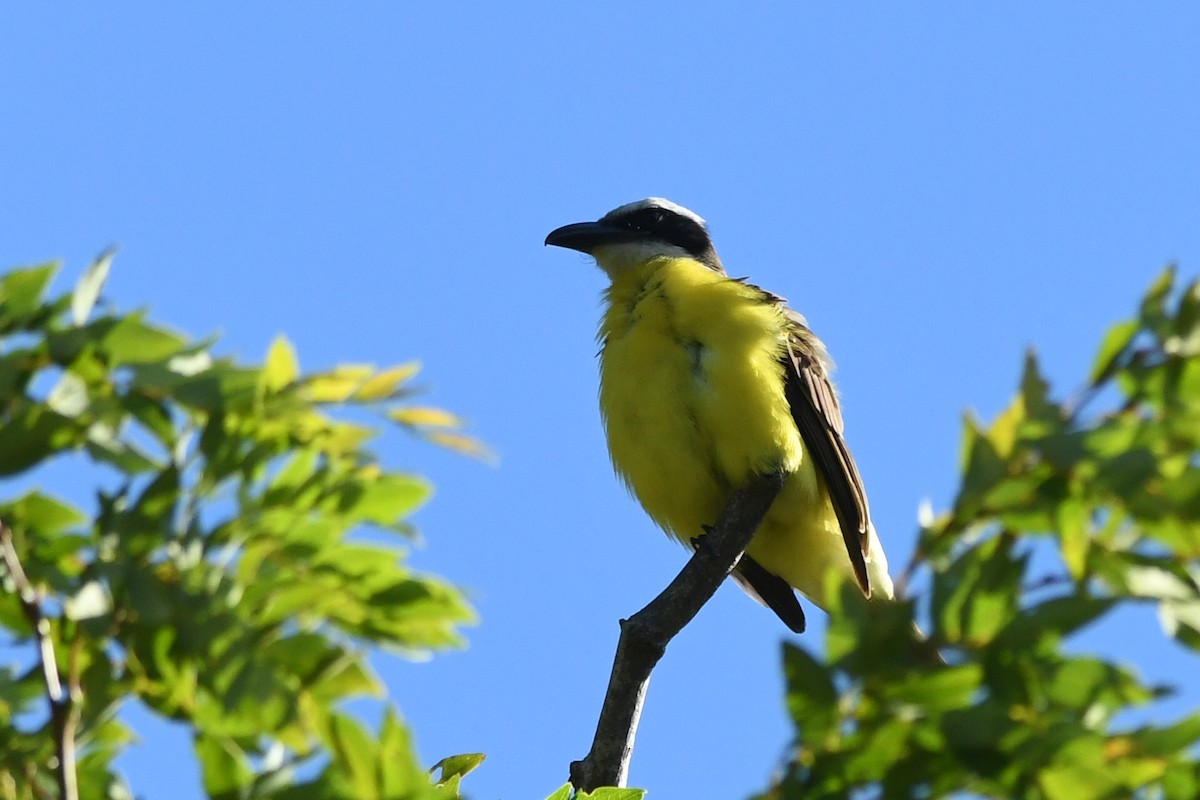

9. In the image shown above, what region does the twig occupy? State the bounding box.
[0,518,79,800]
[569,471,786,791]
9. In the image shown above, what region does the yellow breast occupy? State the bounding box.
[599,258,812,542]
[597,256,887,604]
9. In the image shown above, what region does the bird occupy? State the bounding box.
[545,198,893,633]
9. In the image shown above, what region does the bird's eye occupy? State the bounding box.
[621,209,666,233]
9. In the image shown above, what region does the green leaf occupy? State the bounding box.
[579,788,647,799]
[1056,498,1090,579]
[72,249,114,325]
[1140,265,1177,338]
[321,712,377,796]
[303,364,374,402]
[263,334,299,392]
[0,491,86,537]
[423,430,494,461]
[309,656,381,703]
[85,423,163,474]
[102,314,188,365]
[195,733,253,798]
[954,414,1007,517]
[354,361,421,401]
[940,699,1016,776]
[132,466,180,525]
[336,473,432,527]
[1044,657,1152,719]
[431,753,485,785]
[378,707,427,797]
[1036,734,1124,800]
[1168,276,1200,356]
[883,664,983,711]
[1131,711,1200,756]
[1019,348,1056,425]
[0,262,58,328]
[544,785,574,800]
[0,404,79,476]
[1163,763,1200,800]
[390,406,462,428]
[994,595,1115,652]
[932,535,1024,647]
[1089,319,1140,385]
[782,643,838,743]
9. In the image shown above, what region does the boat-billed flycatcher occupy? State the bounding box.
[545,198,893,633]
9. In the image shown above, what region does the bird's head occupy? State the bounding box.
[545,198,723,278]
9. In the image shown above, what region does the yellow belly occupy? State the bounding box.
[598,258,858,603]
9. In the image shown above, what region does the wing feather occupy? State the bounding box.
[778,305,873,596]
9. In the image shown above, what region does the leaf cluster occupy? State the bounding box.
[758,267,1200,799]
[0,258,481,799]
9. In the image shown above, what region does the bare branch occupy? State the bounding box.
[0,518,80,800]
[569,471,786,791]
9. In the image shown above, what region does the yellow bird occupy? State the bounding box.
[545,198,893,632]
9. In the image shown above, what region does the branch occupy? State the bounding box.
[0,518,79,800]
[569,471,786,791]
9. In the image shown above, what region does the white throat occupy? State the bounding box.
[591,240,692,280]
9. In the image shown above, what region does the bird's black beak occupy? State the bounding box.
[544,221,646,254]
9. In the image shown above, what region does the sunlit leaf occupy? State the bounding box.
[579,787,648,799]
[355,362,421,401]
[432,753,487,786]
[303,364,374,402]
[46,370,89,417]
[1037,735,1126,800]
[320,712,377,795]
[390,406,462,428]
[336,473,432,527]
[424,431,493,460]
[954,414,1006,518]
[1,258,482,800]
[264,334,300,392]
[71,249,114,326]
[377,708,431,797]
[64,581,112,620]
[1056,498,1090,579]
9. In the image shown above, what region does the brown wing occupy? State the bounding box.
[732,553,807,633]
[778,306,873,596]
[689,535,807,633]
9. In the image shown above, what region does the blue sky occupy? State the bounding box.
[4,4,1200,799]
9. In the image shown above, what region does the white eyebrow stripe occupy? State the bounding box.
[603,197,707,228]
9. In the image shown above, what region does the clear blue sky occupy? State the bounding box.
[4,5,1199,799]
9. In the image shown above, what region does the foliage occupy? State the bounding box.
[544,785,645,800]
[756,266,1200,799]
[0,257,481,799]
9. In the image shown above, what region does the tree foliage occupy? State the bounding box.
[0,257,481,799]
[757,267,1200,799]
[7,254,1199,800]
